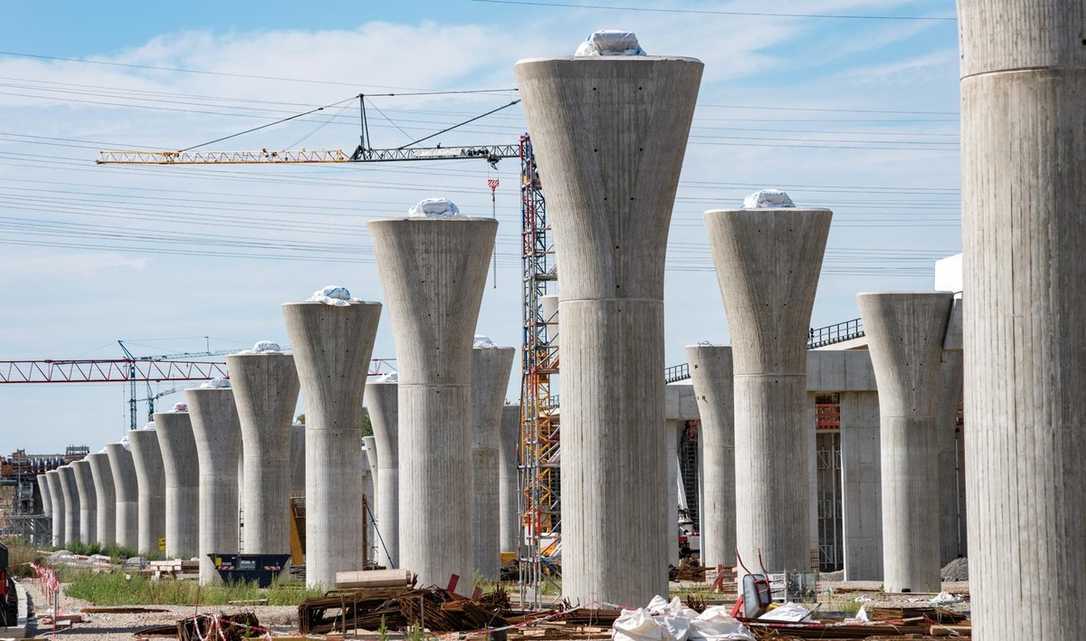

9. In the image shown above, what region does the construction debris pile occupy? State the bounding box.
[299,586,511,635]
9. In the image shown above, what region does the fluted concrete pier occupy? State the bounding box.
[72,460,97,546]
[156,410,199,559]
[937,351,964,565]
[361,441,376,563]
[370,215,495,588]
[470,344,515,580]
[283,298,381,589]
[290,423,305,498]
[517,52,702,606]
[959,5,1086,635]
[839,391,882,580]
[705,206,831,576]
[129,429,166,556]
[37,474,51,517]
[186,385,243,584]
[685,345,735,569]
[87,453,115,547]
[45,470,65,547]
[366,378,399,567]
[58,465,81,545]
[229,351,299,561]
[498,404,520,555]
[105,443,138,550]
[858,292,953,593]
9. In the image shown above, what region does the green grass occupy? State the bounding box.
[61,541,141,562]
[60,569,322,606]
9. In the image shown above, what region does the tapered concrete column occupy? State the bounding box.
[366,378,399,567]
[86,453,115,548]
[289,423,305,498]
[156,410,199,559]
[58,465,81,545]
[72,460,97,546]
[858,292,953,593]
[517,53,702,607]
[839,391,882,581]
[685,345,735,569]
[37,474,51,516]
[370,216,495,588]
[105,443,138,550]
[959,5,1086,636]
[228,352,299,560]
[45,470,65,547]
[469,345,515,580]
[936,351,964,565]
[705,206,831,576]
[129,429,166,556]
[361,443,376,563]
[186,386,242,585]
[283,299,381,589]
[363,434,378,516]
[664,419,683,567]
[498,404,520,555]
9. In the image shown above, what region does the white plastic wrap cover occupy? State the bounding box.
[741,189,795,209]
[407,197,461,218]
[575,30,646,56]
[199,377,231,389]
[307,285,360,306]
[472,334,497,349]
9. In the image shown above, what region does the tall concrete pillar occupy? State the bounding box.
[959,4,1086,635]
[517,49,703,607]
[156,410,199,559]
[289,423,305,498]
[363,434,378,516]
[705,204,831,576]
[37,474,51,517]
[664,419,683,567]
[361,442,376,564]
[937,351,964,565]
[228,351,299,560]
[370,215,495,588]
[129,428,166,556]
[58,465,81,545]
[45,470,65,547]
[858,292,953,593]
[685,345,735,569]
[839,391,882,580]
[86,453,115,548]
[283,297,381,589]
[806,393,819,569]
[366,377,399,568]
[186,385,243,585]
[105,443,138,550]
[72,460,97,546]
[470,344,515,580]
[498,404,520,555]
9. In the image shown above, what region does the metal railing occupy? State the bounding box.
[664,362,690,383]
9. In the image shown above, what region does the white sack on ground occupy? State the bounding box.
[612,596,753,641]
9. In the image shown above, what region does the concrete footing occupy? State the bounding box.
[370,216,496,588]
[858,292,953,593]
[705,206,831,576]
[516,52,703,607]
[58,465,81,546]
[283,298,382,589]
[129,429,166,556]
[72,460,97,546]
[45,469,65,547]
[498,404,520,555]
[105,443,138,550]
[86,453,115,548]
[186,385,243,584]
[366,378,399,568]
[470,345,515,580]
[685,345,735,569]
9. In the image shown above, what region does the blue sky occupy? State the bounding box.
[0,0,962,452]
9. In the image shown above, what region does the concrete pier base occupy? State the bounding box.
[129,429,166,556]
[186,386,242,585]
[229,352,299,562]
[706,207,831,577]
[858,292,953,593]
[105,443,138,550]
[86,453,115,548]
[517,52,703,607]
[366,379,399,568]
[685,345,735,569]
[72,460,97,546]
[156,410,199,559]
[470,345,515,580]
[839,391,882,580]
[498,404,520,555]
[370,216,496,588]
[45,470,65,547]
[283,299,381,589]
[58,465,81,545]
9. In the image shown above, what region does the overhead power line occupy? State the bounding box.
[470,0,957,22]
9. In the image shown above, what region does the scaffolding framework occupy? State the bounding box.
[517,135,559,606]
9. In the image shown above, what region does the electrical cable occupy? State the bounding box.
[469,0,957,22]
